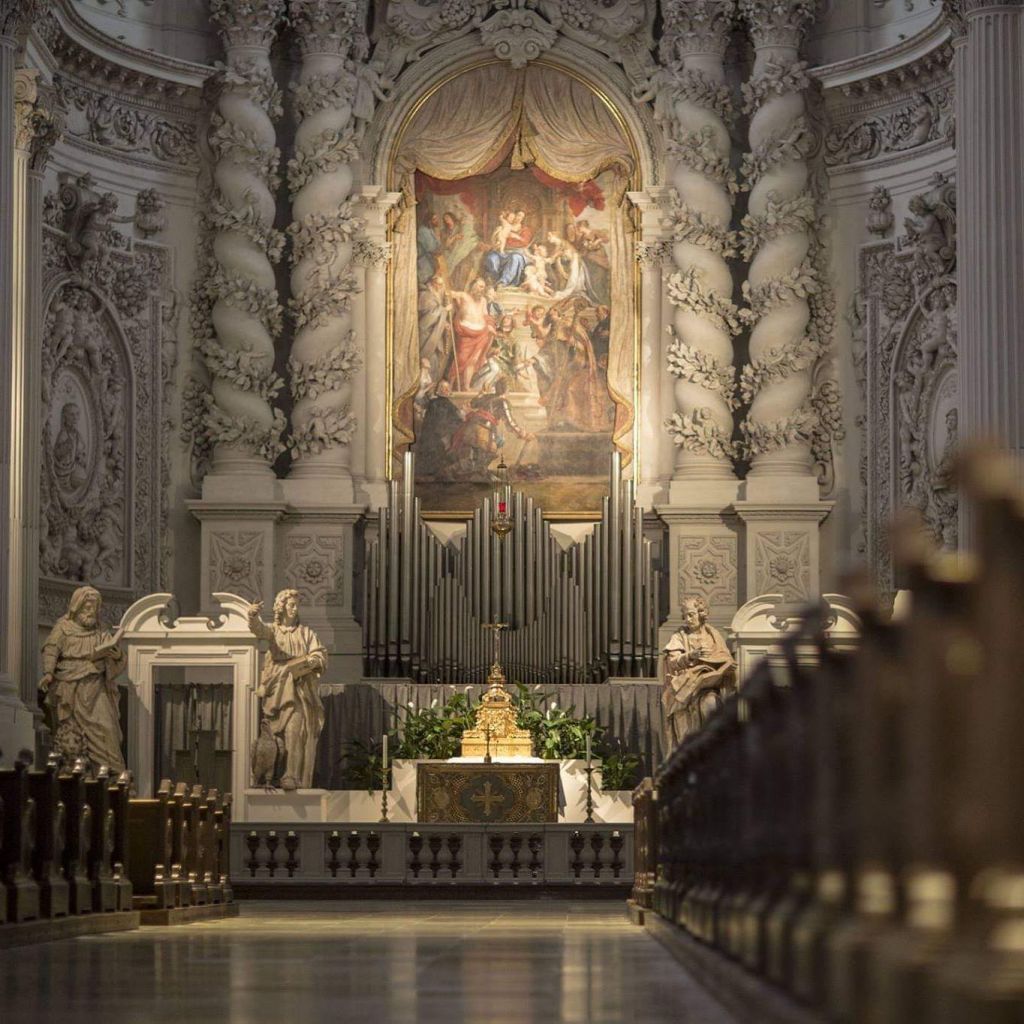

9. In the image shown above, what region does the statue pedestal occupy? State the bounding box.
[242,789,329,823]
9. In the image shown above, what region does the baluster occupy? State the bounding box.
[408,832,423,878]
[264,831,279,878]
[326,831,342,878]
[284,831,299,878]
[366,832,381,878]
[446,835,462,879]
[245,831,261,878]
[346,831,361,877]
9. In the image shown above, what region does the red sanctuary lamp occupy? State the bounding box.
[491,456,513,538]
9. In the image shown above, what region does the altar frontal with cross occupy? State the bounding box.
[416,763,560,824]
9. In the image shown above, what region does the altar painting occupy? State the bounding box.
[407,164,631,513]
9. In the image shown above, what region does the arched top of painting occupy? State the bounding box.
[365,44,660,192]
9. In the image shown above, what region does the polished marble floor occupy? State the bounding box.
[0,900,735,1023]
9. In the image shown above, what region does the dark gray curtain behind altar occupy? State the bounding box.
[314,681,665,789]
[154,682,234,794]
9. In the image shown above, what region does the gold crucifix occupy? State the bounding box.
[471,781,505,818]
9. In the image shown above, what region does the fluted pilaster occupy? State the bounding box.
[13,68,60,714]
[738,0,825,498]
[0,0,46,758]
[650,1,740,493]
[286,0,364,495]
[954,0,1024,540]
[200,0,287,479]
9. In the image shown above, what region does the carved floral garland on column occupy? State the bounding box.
[188,0,288,470]
[286,0,364,465]
[737,0,842,485]
[651,0,742,466]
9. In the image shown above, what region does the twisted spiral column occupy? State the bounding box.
[656,1,740,488]
[287,0,363,490]
[203,0,286,476]
[738,0,822,494]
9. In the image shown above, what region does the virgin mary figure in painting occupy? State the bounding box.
[483,208,535,287]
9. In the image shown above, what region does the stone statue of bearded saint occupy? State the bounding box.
[247,590,327,791]
[40,585,128,773]
[663,596,737,748]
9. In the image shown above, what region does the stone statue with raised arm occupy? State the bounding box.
[40,585,127,774]
[662,596,737,749]
[247,589,327,791]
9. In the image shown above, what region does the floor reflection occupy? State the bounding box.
[0,901,733,1023]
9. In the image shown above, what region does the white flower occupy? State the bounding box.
[431,698,439,708]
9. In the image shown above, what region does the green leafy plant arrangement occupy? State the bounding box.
[391,693,478,760]
[336,688,644,791]
[336,737,388,793]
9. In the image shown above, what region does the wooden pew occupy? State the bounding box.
[0,762,40,922]
[127,781,176,910]
[108,772,133,912]
[59,763,93,915]
[629,777,657,922]
[169,781,190,907]
[182,784,207,906]
[28,757,69,918]
[214,792,233,903]
[84,769,118,912]
[0,789,5,925]
[201,790,223,904]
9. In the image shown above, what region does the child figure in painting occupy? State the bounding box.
[490,210,518,254]
[522,245,554,297]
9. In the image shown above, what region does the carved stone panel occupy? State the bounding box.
[40,286,131,587]
[676,534,736,609]
[209,531,265,603]
[753,530,811,603]
[39,174,174,622]
[282,533,347,610]
[855,172,958,597]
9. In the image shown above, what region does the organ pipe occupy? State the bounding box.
[362,452,663,684]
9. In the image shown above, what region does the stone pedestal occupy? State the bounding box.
[188,496,364,668]
[277,496,364,674]
[656,507,740,637]
[734,503,832,606]
[188,500,286,613]
[242,789,329,824]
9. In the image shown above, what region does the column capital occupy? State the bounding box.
[354,185,402,234]
[14,69,63,172]
[660,0,736,60]
[0,0,46,47]
[289,0,365,55]
[210,0,286,50]
[739,0,817,50]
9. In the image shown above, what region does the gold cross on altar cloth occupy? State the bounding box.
[470,781,505,817]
